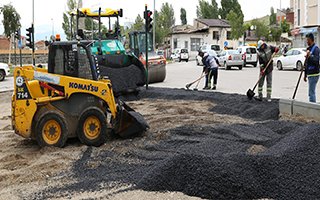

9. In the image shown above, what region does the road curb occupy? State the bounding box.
[279,98,320,122]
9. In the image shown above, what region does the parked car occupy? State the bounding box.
[217,50,244,70]
[196,44,219,65]
[170,48,181,60]
[274,48,306,71]
[236,46,258,67]
[179,48,189,62]
[0,62,10,81]
[156,50,164,56]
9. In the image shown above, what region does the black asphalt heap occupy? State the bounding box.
[97,54,146,97]
[38,88,320,199]
[138,87,279,121]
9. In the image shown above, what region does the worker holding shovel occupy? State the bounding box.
[199,52,220,90]
[255,40,279,102]
[304,33,319,103]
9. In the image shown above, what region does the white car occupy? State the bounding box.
[217,50,244,70]
[170,48,181,60]
[196,45,219,65]
[275,48,306,71]
[0,62,10,81]
[237,46,258,67]
[179,49,189,62]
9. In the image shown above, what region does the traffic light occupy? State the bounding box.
[14,29,20,39]
[26,26,34,49]
[144,10,153,32]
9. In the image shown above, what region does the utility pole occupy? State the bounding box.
[32,0,35,66]
[145,4,149,90]
[279,0,282,46]
[153,0,156,51]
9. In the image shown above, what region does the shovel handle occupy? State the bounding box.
[252,52,276,91]
[292,59,306,99]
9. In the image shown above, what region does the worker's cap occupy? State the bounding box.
[257,40,265,49]
[306,33,315,41]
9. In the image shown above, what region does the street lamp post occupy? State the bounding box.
[32,0,35,66]
[280,0,282,46]
[51,18,54,36]
[153,0,156,51]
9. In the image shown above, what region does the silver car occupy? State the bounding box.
[217,50,244,70]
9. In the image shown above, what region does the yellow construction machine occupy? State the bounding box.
[11,41,148,147]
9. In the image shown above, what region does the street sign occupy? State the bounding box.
[18,40,23,49]
[224,41,228,47]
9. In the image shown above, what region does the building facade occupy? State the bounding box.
[291,0,320,47]
[171,19,240,58]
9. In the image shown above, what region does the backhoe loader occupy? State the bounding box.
[11,41,148,147]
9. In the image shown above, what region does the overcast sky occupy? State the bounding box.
[0,0,290,40]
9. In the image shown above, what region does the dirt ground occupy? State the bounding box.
[0,90,245,199]
[0,88,319,199]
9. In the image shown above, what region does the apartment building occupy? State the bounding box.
[291,0,320,47]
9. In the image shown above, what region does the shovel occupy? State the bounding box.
[185,73,206,90]
[292,60,306,100]
[247,52,276,100]
[193,71,204,91]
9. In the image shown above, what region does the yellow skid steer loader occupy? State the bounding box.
[11,41,148,147]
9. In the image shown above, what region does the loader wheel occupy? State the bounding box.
[36,111,68,147]
[77,107,108,147]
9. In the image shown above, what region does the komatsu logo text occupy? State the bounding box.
[69,82,99,92]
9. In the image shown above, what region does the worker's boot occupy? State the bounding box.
[254,93,263,101]
[212,85,216,90]
[267,94,272,102]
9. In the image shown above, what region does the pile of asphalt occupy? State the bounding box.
[36,87,320,199]
[99,64,146,96]
[137,87,279,121]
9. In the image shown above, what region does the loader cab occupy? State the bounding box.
[48,41,98,80]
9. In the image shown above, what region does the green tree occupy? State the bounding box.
[220,0,242,20]
[180,8,187,25]
[227,10,244,39]
[270,7,277,25]
[223,0,244,40]
[251,19,270,40]
[281,20,290,34]
[133,14,144,31]
[155,3,175,44]
[270,27,282,41]
[196,0,219,19]
[0,4,21,38]
[62,0,78,40]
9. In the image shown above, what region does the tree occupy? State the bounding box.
[251,19,270,40]
[223,0,244,40]
[0,4,21,38]
[281,20,290,34]
[180,8,187,25]
[227,10,244,39]
[196,0,219,19]
[62,0,79,40]
[133,14,144,31]
[0,4,21,65]
[155,3,175,44]
[270,27,282,41]
[220,0,242,20]
[270,7,277,25]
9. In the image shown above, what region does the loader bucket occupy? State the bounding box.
[113,101,149,138]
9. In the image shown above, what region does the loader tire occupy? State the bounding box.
[35,111,68,147]
[77,107,108,147]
